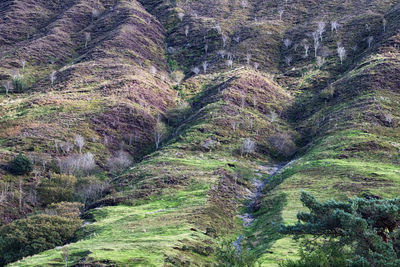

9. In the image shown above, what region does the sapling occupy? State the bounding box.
[279,9,284,20]
[331,21,339,33]
[254,62,259,70]
[246,53,251,65]
[337,46,346,64]
[226,59,233,69]
[317,21,326,41]
[383,18,387,32]
[202,61,208,73]
[21,59,26,70]
[367,36,374,48]
[285,55,292,66]
[284,38,292,49]
[177,12,184,21]
[74,135,85,153]
[184,25,189,37]
[222,34,228,48]
[84,32,91,48]
[192,66,200,75]
[303,43,310,58]
[50,71,57,85]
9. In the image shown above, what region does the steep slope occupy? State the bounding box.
[1,0,400,266]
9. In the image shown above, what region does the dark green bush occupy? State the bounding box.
[8,153,33,175]
[0,214,81,265]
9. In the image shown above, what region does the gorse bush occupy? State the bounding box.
[38,173,77,205]
[8,153,33,175]
[0,214,81,265]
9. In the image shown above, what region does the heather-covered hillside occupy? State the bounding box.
[0,0,399,266]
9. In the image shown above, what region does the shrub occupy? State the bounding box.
[8,153,33,175]
[215,239,261,267]
[45,202,83,218]
[37,173,77,205]
[12,75,29,93]
[0,214,81,265]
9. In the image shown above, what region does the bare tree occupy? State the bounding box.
[21,59,27,70]
[192,66,200,75]
[241,138,256,156]
[84,32,91,48]
[92,9,100,20]
[313,32,320,57]
[107,150,132,172]
[316,56,324,67]
[367,36,374,48]
[285,56,293,66]
[226,59,233,69]
[74,135,85,153]
[177,12,185,21]
[246,53,251,65]
[303,43,310,58]
[317,21,326,41]
[3,81,12,96]
[284,38,292,49]
[202,61,208,73]
[254,62,259,70]
[218,50,226,58]
[279,9,284,20]
[337,46,346,64]
[214,25,222,35]
[154,115,165,150]
[61,247,69,267]
[222,34,228,48]
[184,25,189,37]
[383,18,387,32]
[331,21,339,33]
[50,71,57,86]
[204,43,209,53]
[241,0,248,9]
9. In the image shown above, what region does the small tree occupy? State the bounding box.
[367,36,374,48]
[184,25,189,37]
[279,9,284,20]
[74,135,85,154]
[202,61,208,73]
[177,12,184,21]
[84,32,91,48]
[222,34,228,48]
[317,21,326,41]
[383,18,387,32]
[192,66,200,75]
[8,154,33,175]
[241,138,256,157]
[226,59,233,69]
[337,46,346,64]
[50,71,57,86]
[284,38,292,49]
[331,21,339,33]
[154,115,165,150]
[303,43,310,58]
[21,59,27,70]
[3,81,12,96]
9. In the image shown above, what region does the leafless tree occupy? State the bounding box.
[303,43,310,58]
[246,53,251,65]
[218,50,226,58]
[367,36,374,48]
[241,138,256,156]
[202,61,208,73]
[284,38,292,49]
[254,62,259,70]
[226,59,233,69]
[241,0,248,9]
[74,135,85,153]
[337,46,346,64]
[184,25,189,37]
[316,56,324,67]
[279,9,284,20]
[192,66,200,75]
[50,71,57,85]
[154,115,165,150]
[383,18,387,32]
[84,32,91,48]
[107,150,132,172]
[214,25,222,35]
[177,12,185,21]
[285,56,292,66]
[331,21,339,33]
[150,66,157,76]
[92,9,100,20]
[317,21,326,41]
[3,81,12,96]
[21,59,26,70]
[222,34,228,48]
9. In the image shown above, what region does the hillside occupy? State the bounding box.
[0,0,400,266]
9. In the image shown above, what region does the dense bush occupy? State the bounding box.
[215,239,260,267]
[280,191,400,266]
[12,75,29,93]
[38,173,77,205]
[8,153,33,175]
[0,214,81,265]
